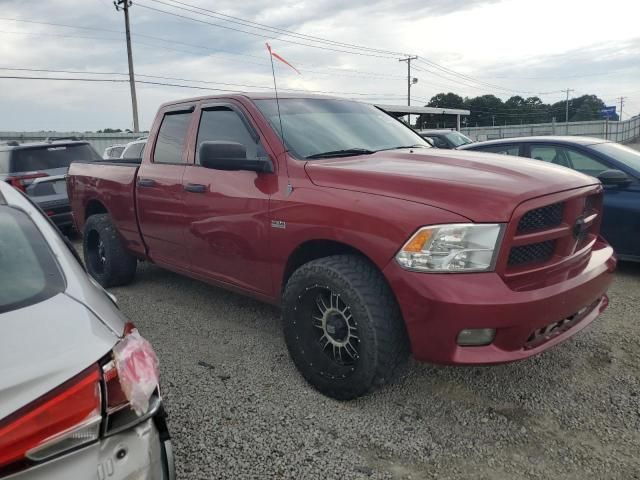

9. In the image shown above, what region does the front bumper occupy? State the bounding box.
[384,242,616,365]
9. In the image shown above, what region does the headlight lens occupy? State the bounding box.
[396,223,504,272]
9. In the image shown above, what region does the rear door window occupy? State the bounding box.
[0,206,65,313]
[154,111,193,164]
[12,144,101,172]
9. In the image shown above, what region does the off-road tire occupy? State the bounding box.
[282,254,410,400]
[83,213,137,287]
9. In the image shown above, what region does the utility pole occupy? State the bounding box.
[492,115,496,127]
[398,56,418,106]
[115,0,140,132]
[617,96,626,121]
[563,88,574,130]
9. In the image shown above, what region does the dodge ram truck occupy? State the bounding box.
[67,94,616,400]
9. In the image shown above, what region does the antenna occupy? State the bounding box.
[266,44,287,157]
[265,43,300,181]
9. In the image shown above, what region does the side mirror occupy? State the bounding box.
[199,141,273,173]
[597,169,632,186]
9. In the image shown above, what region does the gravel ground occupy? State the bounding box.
[105,260,640,480]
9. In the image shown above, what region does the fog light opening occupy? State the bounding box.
[457,328,496,346]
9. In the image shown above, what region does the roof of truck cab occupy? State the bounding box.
[159,92,337,109]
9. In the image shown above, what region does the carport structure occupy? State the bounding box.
[375,104,470,131]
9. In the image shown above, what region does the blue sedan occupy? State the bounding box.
[460,136,640,261]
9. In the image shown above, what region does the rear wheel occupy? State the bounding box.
[282,255,410,400]
[83,214,137,287]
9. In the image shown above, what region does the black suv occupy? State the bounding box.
[0,138,101,231]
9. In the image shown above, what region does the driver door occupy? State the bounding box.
[181,102,276,295]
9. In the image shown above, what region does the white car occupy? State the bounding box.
[0,182,175,479]
[102,144,127,160]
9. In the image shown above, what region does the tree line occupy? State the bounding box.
[417,92,617,129]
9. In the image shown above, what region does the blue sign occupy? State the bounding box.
[600,106,617,119]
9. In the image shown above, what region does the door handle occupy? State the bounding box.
[184,183,207,193]
[137,178,156,187]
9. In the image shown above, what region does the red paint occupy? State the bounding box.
[67,94,616,365]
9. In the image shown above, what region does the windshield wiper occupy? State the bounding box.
[376,144,430,152]
[306,148,375,159]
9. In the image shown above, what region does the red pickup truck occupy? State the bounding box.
[68,94,616,400]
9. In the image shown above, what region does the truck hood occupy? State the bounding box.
[0,293,118,420]
[304,149,598,221]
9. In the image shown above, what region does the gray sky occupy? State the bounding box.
[0,0,638,131]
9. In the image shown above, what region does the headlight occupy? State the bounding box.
[395,223,504,272]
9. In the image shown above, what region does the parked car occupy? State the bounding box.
[67,94,615,400]
[0,138,101,232]
[0,181,175,479]
[417,129,473,148]
[460,136,640,261]
[120,139,147,162]
[103,144,127,160]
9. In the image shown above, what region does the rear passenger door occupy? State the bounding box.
[136,106,194,270]
[181,102,276,295]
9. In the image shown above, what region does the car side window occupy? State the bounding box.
[478,144,520,156]
[196,107,260,164]
[564,148,610,176]
[153,111,193,164]
[430,136,448,148]
[529,146,558,163]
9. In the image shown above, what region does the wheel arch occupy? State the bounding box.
[85,199,108,220]
[281,239,389,294]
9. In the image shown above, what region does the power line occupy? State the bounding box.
[135,2,399,59]
[145,0,408,56]
[0,69,408,98]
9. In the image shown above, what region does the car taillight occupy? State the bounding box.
[103,324,160,435]
[5,173,49,192]
[0,366,101,471]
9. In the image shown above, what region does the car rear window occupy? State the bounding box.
[0,206,65,313]
[11,144,101,172]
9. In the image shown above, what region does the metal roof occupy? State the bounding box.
[375,104,470,116]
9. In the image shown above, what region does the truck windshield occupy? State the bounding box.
[254,98,430,159]
[0,206,65,313]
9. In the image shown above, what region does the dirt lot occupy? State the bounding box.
[99,257,640,480]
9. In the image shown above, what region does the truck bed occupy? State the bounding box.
[67,160,146,256]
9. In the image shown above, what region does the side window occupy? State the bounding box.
[564,148,610,176]
[430,136,448,148]
[529,145,559,163]
[153,111,192,164]
[478,144,520,156]
[196,107,259,164]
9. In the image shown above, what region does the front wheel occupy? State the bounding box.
[282,255,410,400]
[83,214,137,287]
